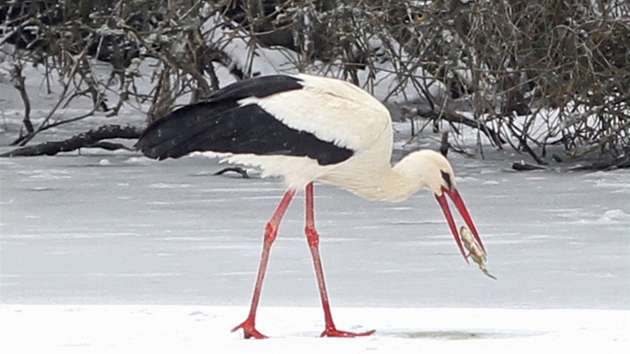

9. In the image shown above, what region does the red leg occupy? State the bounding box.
[304,183,375,338]
[232,188,296,339]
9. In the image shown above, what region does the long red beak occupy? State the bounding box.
[435,188,485,263]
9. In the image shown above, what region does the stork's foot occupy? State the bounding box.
[320,326,376,338]
[231,319,268,339]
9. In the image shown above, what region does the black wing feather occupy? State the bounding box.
[135,75,354,165]
[206,75,303,101]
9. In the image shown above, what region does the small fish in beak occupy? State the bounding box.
[460,226,496,280]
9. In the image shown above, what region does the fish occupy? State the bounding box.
[459,226,497,280]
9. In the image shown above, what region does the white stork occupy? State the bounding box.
[135,74,485,339]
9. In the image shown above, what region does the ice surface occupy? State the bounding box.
[2,152,628,309]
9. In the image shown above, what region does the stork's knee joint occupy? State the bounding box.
[265,223,278,243]
[305,226,319,247]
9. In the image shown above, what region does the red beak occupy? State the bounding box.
[435,188,485,263]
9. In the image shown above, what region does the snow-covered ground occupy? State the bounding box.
[2,306,626,354]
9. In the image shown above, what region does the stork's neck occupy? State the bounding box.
[320,156,426,202]
[362,160,428,202]
[318,150,446,202]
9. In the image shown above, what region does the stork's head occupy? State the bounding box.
[402,150,486,262]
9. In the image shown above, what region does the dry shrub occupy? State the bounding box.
[1,0,629,166]
[410,0,629,164]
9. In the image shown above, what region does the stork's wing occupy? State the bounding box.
[135,74,391,165]
[135,75,355,165]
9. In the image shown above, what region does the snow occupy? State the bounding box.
[1,33,629,353]
[1,306,627,354]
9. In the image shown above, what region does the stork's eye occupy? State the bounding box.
[440,170,453,189]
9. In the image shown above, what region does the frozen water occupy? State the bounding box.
[2,151,628,310]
